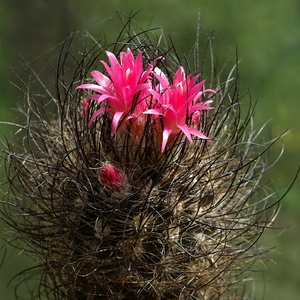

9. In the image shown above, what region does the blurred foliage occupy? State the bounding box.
[0,0,299,299]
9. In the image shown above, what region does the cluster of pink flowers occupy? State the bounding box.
[76,48,215,153]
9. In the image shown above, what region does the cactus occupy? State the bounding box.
[1,19,287,300]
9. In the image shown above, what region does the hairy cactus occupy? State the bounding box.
[0,19,287,300]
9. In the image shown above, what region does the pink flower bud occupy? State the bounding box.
[81,99,89,117]
[99,164,127,190]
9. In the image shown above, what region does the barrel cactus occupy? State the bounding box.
[1,19,285,300]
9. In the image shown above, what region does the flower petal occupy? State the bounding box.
[190,102,214,113]
[88,107,112,128]
[177,124,193,144]
[91,70,111,87]
[76,83,108,94]
[188,127,212,141]
[112,111,125,133]
[161,127,172,153]
[143,108,163,116]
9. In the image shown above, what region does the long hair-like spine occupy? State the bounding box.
[0,17,286,300]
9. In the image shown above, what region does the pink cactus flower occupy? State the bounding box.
[144,66,216,152]
[99,163,127,190]
[76,49,152,132]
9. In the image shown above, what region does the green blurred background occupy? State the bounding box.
[0,0,299,299]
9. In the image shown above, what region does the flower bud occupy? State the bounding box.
[99,163,127,190]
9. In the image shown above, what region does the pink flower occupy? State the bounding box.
[99,163,127,190]
[76,49,152,132]
[144,66,216,152]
